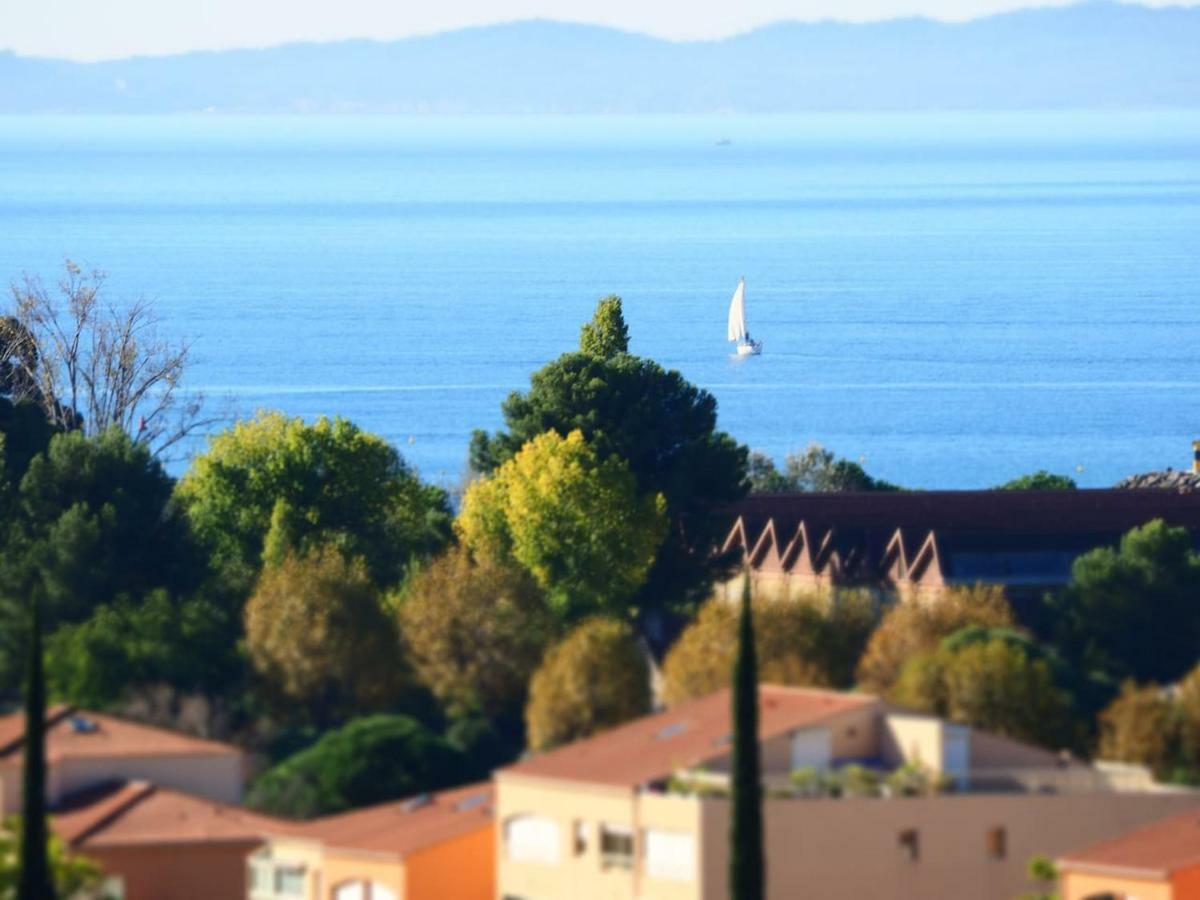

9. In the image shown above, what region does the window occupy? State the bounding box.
[600,823,635,869]
[334,882,397,900]
[100,876,125,900]
[505,814,561,865]
[574,820,589,855]
[249,852,306,900]
[987,827,1007,860]
[898,829,920,862]
[274,867,305,897]
[644,829,696,881]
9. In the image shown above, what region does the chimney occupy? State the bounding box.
[1194,440,1200,475]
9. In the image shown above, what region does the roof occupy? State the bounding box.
[297,783,493,858]
[1060,806,1200,878]
[51,781,285,850]
[502,685,878,787]
[0,706,242,766]
[731,489,1200,537]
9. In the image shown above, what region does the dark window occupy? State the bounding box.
[601,826,635,868]
[987,827,1007,860]
[898,829,920,862]
[574,821,588,856]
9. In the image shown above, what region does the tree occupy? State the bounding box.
[1053,520,1200,686]
[1,817,102,899]
[6,261,205,455]
[178,411,451,590]
[729,577,764,900]
[1097,681,1178,773]
[855,584,1013,694]
[994,470,1076,491]
[458,429,667,621]
[1022,855,1059,900]
[525,618,651,751]
[748,443,900,494]
[244,546,405,724]
[661,591,878,706]
[18,599,55,900]
[397,547,555,721]
[578,294,629,359]
[246,715,468,819]
[891,631,1075,749]
[469,311,748,629]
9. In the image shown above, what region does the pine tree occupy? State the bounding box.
[18,597,56,900]
[578,295,630,359]
[729,575,764,900]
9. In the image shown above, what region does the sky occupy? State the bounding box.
[4,0,1197,61]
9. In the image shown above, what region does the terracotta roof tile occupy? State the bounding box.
[0,707,241,766]
[297,783,493,858]
[51,782,285,849]
[502,685,879,787]
[1060,806,1200,876]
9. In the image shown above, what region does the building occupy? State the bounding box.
[1059,808,1200,899]
[495,685,1200,900]
[251,783,495,900]
[0,705,245,814]
[52,780,277,900]
[721,489,1200,609]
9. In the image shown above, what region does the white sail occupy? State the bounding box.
[727,279,748,342]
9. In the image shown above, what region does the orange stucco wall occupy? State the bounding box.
[1174,862,1200,899]
[404,823,494,900]
[88,841,259,900]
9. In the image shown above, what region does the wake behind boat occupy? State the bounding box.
[727,277,762,356]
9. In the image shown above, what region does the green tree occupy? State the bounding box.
[244,546,405,724]
[525,618,650,751]
[177,412,451,590]
[748,443,900,493]
[458,430,667,621]
[662,591,878,705]
[1097,680,1178,773]
[994,470,1076,491]
[1053,520,1200,686]
[469,315,748,630]
[891,630,1075,749]
[246,715,468,819]
[1022,855,1060,900]
[730,577,764,900]
[578,295,629,359]
[856,584,1013,694]
[18,599,55,900]
[1,817,102,899]
[397,547,555,721]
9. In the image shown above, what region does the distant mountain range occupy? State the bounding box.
[2,2,1198,113]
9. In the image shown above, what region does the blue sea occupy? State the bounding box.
[0,112,1197,488]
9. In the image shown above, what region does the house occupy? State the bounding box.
[1059,808,1200,899]
[0,705,245,814]
[720,489,1200,610]
[250,783,495,900]
[495,685,1200,900]
[52,780,280,900]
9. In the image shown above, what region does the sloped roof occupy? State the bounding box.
[297,783,493,858]
[1059,806,1200,877]
[0,706,241,766]
[51,781,284,849]
[502,685,878,788]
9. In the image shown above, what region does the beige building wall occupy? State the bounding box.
[698,793,1200,900]
[253,835,326,900]
[45,753,244,806]
[321,852,405,899]
[1061,870,1172,900]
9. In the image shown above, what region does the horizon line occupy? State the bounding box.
[1,0,1192,65]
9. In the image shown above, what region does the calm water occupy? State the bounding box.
[0,112,1198,487]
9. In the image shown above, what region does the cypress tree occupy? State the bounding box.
[729,575,764,900]
[18,597,56,900]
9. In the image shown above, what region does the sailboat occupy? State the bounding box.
[727,278,762,356]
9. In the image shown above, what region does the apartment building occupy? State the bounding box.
[495,685,1200,900]
[251,783,495,900]
[1059,808,1200,899]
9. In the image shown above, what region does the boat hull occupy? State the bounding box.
[735,341,762,356]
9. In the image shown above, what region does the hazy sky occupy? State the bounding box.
[6,0,1197,61]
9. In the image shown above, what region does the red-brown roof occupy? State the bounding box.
[297,783,493,858]
[0,706,241,766]
[502,685,878,787]
[51,781,285,849]
[1060,806,1200,877]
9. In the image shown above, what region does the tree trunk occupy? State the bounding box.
[729,575,764,900]
[18,597,56,900]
